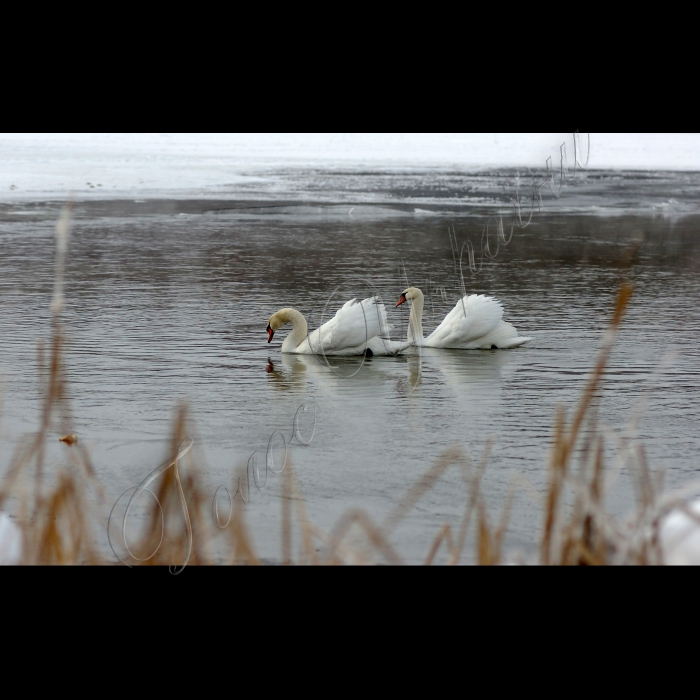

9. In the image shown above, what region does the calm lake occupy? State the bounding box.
[1,167,699,563]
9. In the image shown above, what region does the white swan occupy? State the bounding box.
[396,287,531,349]
[267,297,406,356]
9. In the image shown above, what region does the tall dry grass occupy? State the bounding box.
[0,206,696,566]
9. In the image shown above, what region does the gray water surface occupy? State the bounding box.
[1,184,699,563]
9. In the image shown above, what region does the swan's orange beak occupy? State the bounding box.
[267,325,274,343]
[396,294,407,307]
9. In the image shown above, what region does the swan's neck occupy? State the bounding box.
[279,309,308,352]
[407,293,424,345]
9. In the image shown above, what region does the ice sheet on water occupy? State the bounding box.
[1,134,699,211]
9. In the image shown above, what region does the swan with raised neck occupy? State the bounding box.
[396,286,531,349]
[395,287,424,345]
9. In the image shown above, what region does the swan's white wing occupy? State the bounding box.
[306,297,391,354]
[473,322,531,349]
[425,295,505,349]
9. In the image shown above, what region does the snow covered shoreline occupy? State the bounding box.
[1,133,699,203]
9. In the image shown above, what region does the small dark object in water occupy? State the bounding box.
[491,345,498,350]
[364,348,374,358]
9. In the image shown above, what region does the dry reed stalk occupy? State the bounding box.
[0,203,109,565]
[477,502,494,565]
[539,281,637,565]
[306,522,363,565]
[492,476,518,563]
[472,478,517,566]
[131,402,214,570]
[285,458,317,565]
[383,447,464,532]
[228,476,261,565]
[449,441,491,565]
[423,524,455,565]
[320,509,404,565]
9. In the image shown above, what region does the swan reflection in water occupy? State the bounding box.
[266,352,396,393]
[266,355,308,391]
[417,347,515,412]
[267,345,514,412]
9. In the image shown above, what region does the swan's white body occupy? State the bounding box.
[398,287,531,349]
[268,297,406,356]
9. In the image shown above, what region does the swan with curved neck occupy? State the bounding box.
[396,287,531,349]
[267,297,406,356]
[267,308,309,353]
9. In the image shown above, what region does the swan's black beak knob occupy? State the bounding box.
[396,294,407,307]
[267,324,274,343]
